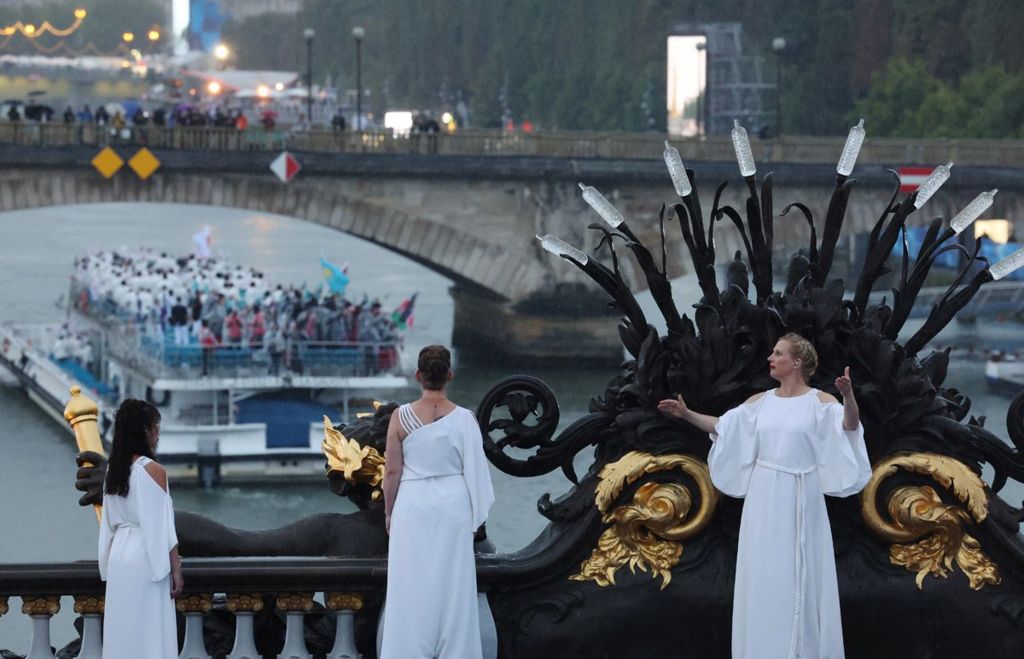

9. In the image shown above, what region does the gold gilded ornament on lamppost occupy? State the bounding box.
[861,452,1000,590]
[64,385,105,523]
[571,451,719,589]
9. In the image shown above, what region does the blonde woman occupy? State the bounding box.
[659,333,871,659]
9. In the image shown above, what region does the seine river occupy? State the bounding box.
[0,203,1021,650]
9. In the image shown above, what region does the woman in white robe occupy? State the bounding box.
[659,333,871,659]
[98,399,182,659]
[380,345,495,659]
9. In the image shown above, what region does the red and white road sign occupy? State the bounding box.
[898,166,932,193]
[270,151,301,183]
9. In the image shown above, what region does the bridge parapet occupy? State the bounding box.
[4,122,1024,168]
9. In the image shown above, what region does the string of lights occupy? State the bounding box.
[0,8,87,38]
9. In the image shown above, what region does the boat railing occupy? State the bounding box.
[0,558,382,658]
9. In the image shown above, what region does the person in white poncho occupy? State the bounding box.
[659,332,871,659]
[98,400,182,659]
[379,345,495,659]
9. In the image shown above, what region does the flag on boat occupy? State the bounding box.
[320,258,350,294]
[392,293,418,330]
[192,225,212,260]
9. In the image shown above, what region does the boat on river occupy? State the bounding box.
[0,253,411,484]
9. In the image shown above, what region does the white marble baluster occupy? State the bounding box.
[22,596,60,659]
[176,595,212,659]
[276,594,313,659]
[73,596,105,659]
[325,593,363,659]
[226,593,263,659]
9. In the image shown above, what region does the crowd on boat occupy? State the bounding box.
[69,247,407,374]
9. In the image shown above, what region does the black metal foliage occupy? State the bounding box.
[486,159,1024,564]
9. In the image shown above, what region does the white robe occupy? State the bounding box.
[380,406,496,659]
[709,389,871,659]
[98,456,178,659]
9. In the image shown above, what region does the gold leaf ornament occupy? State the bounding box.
[571,451,718,589]
[861,452,1000,590]
[322,416,385,487]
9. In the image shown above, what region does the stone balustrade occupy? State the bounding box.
[0,558,381,659]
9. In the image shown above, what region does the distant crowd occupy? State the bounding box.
[72,248,401,373]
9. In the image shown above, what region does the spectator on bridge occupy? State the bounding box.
[63,107,75,123]
[6,105,19,122]
[235,112,248,130]
[132,108,149,126]
[152,108,167,126]
[95,105,109,126]
[78,104,93,123]
[332,110,346,132]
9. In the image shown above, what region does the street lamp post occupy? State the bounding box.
[772,37,786,138]
[352,26,365,133]
[303,28,315,125]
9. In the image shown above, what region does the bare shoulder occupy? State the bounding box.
[742,391,767,406]
[817,391,840,405]
[143,461,168,492]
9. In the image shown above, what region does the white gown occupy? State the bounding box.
[709,389,871,659]
[379,405,495,659]
[98,456,178,659]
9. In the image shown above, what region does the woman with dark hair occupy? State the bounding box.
[659,333,871,659]
[379,345,495,658]
[98,399,181,658]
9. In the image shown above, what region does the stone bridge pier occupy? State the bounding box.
[2,149,1023,365]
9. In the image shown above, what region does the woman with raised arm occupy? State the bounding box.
[98,399,181,659]
[379,345,495,659]
[658,332,871,659]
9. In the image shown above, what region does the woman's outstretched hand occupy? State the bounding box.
[835,367,853,397]
[657,395,689,419]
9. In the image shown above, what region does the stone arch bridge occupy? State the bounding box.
[2,145,1022,363]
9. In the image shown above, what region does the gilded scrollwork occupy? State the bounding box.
[571,451,718,589]
[322,416,385,498]
[861,452,1000,590]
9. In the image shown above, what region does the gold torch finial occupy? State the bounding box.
[64,386,105,523]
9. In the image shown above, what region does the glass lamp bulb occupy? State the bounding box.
[731,120,756,177]
[579,183,624,228]
[989,245,1024,281]
[913,162,953,209]
[837,118,865,176]
[950,189,998,235]
[663,141,692,197]
[536,234,589,265]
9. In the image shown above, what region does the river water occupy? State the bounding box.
[0,203,1021,650]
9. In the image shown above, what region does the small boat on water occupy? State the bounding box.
[0,248,413,484]
[985,354,1024,397]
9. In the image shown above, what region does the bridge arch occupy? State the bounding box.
[0,169,548,302]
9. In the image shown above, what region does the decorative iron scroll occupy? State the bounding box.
[861,452,1000,590]
[571,451,719,589]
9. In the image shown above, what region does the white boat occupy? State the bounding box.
[0,313,410,485]
[985,355,1024,397]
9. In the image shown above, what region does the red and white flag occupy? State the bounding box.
[898,166,933,193]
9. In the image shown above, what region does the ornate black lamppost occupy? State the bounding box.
[303,28,315,124]
[772,36,786,137]
[352,26,365,133]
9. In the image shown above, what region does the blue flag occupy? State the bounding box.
[320,258,350,294]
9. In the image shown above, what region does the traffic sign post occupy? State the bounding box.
[270,151,301,183]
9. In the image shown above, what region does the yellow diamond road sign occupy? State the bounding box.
[128,148,161,180]
[91,147,124,179]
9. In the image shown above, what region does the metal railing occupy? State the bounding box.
[4,120,1024,166]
